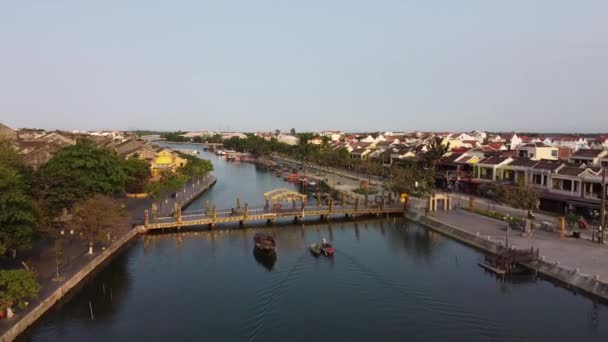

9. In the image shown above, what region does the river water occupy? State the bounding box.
[19,145,608,341]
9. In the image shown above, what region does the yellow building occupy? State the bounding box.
[150,148,188,178]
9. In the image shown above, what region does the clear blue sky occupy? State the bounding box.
[1,0,606,132]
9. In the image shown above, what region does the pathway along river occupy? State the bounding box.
[19,144,608,341]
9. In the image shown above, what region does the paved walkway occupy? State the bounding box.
[413,203,608,282]
[0,173,216,336]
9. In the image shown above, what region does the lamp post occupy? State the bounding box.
[600,167,606,244]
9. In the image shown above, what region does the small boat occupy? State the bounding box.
[253,233,276,257]
[321,244,335,256]
[310,243,322,256]
[321,240,335,256]
[254,248,277,271]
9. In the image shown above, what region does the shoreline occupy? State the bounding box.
[0,176,217,342]
[404,210,608,303]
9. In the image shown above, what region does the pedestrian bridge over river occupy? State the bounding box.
[138,188,405,231]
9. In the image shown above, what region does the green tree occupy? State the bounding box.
[290,128,296,135]
[0,165,35,258]
[505,181,538,217]
[36,139,127,215]
[178,154,213,177]
[0,269,40,314]
[422,137,450,168]
[161,131,189,142]
[385,162,433,197]
[146,170,189,199]
[478,182,505,206]
[67,195,129,254]
[121,157,151,193]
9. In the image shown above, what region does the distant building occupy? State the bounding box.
[221,132,248,140]
[515,142,558,161]
[150,148,188,178]
[569,148,608,166]
[276,134,299,145]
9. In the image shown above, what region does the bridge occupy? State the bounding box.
[139,189,405,231]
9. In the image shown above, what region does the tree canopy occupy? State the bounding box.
[385,162,433,196]
[0,165,35,257]
[36,139,127,214]
[178,153,214,177]
[67,195,129,252]
[421,137,449,168]
[121,157,151,193]
[505,181,538,215]
[0,269,40,311]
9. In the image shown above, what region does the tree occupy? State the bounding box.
[385,162,433,197]
[422,137,450,168]
[36,140,127,215]
[178,154,213,177]
[0,165,35,258]
[146,170,189,199]
[161,131,189,142]
[290,128,296,135]
[121,157,151,193]
[0,269,40,315]
[67,195,129,254]
[478,182,505,209]
[505,181,538,217]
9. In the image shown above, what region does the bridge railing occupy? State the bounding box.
[151,202,404,224]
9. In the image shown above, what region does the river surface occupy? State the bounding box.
[19,145,608,341]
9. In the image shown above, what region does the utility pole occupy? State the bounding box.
[601,167,606,244]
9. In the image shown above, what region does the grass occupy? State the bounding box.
[463,207,524,224]
[353,187,378,195]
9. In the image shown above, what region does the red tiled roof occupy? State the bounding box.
[486,142,504,150]
[571,148,605,158]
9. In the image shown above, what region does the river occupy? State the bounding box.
[19,144,608,341]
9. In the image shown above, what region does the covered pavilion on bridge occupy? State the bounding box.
[264,188,307,211]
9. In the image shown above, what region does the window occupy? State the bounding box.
[563,179,572,191]
[551,150,557,157]
[574,181,579,193]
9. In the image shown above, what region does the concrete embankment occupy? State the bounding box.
[0,228,142,342]
[178,176,217,210]
[404,210,608,302]
[1,177,217,342]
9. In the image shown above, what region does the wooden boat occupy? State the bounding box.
[283,173,300,182]
[253,233,276,257]
[254,248,277,270]
[310,243,322,256]
[321,243,335,257]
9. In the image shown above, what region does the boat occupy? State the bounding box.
[284,173,300,182]
[321,242,335,257]
[310,243,322,256]
[253,233,276,257]
[254,248,277,271]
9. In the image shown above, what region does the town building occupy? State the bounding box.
[515,142,558,160]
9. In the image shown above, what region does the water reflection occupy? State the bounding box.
[253,248,277,271]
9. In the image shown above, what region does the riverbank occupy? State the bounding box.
[405,208,608,302]
[0,175,217,342]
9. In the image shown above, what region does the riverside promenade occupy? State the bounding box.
[0,174,217,342]
[407,196,608,300]
[272,157,608,300]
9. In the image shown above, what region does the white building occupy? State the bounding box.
[277,134,300,145]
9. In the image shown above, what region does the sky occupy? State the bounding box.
[1,0,607,133]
